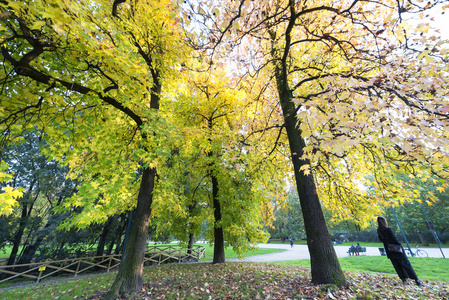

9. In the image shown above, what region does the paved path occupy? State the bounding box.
[227,243,448,262]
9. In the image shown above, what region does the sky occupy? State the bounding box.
[414,3,449,40]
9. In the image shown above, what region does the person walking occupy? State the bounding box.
[377,216,423,286]
[289,238,294,248]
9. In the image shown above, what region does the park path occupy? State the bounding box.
[226,243,449,262]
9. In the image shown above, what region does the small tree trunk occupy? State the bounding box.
[15,217,53,268]
[107,167,156,299]
[417,230,429,246]
[6,181,36,267]
[94,217,114,268]
[211,174,225,264]
[95,217,114,258]
[6,203,29,266]
[187,233,195,255]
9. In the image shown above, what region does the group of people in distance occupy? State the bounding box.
[348,243,362,256]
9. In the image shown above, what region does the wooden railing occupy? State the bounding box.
[145,245,206,264]
[0,245,205,286]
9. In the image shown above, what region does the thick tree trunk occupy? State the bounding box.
[275,67,346,286]
[107,167,156,299]
[212,174,225,264]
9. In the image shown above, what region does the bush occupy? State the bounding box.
[436,232,449,244]
[347,230,379,243]
[345,229,448,245]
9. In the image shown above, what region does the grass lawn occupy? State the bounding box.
[275,256,449,283]
[1,244,448,299]
[1,261,448,299]
[198,243,286,261]
[268,240,449,249]
[0,243,286,261]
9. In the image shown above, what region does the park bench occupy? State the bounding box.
[347,246,366,255]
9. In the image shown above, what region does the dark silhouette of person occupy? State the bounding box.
[289,238,294,248]
[349,244,356,255]
[377,216,423,286]
[355,242,362,256]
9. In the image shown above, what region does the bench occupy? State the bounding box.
[347,247,366,255]
[378,247,387,256]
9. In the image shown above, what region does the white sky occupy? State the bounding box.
[413,3,449,39]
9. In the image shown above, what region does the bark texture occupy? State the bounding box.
[212,174,225,263]
[275,62,347,286]
[107,167,156,299]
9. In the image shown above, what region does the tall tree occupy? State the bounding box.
[181,0,449,286]
[0,130,69,266]
[151,68,286,262]
[0,0,187,297]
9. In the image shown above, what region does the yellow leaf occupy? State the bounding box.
[31,20,46,30]
[436,186,445,193]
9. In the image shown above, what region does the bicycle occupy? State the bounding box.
[406,245,428,257]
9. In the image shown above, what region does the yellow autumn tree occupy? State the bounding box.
[1,0,189,297]
[180,0,449,286]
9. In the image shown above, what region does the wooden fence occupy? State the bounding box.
[0,245,205,286]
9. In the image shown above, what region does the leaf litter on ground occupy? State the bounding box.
[2,262,448,299]
[86,262,448,299]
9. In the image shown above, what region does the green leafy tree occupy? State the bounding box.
[152,69,287,261]
[267,189,305,241]
[377,173,449,244]
[0,130,75,266]
[0,0,188,297]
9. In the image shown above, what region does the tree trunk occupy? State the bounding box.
[187,233,195,255]
[275,65,347,286]
[94,216,114,269]
[14,217,52,268]
[106,216,124,255]
[417,229,429,246]
[6,203,28,266]
[6,181,36,267]
[95,216,114,258]
[107,167,156,299]
[212,174,225,264]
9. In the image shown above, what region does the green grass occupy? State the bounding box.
[144,242,287,261]
[275,256,449,282]
[0,242,286,260]
[0,245,24,259]
[198,244,286,260]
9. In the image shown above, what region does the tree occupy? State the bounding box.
[0,161,23,215]
[0,130,74,266]
[267,188,305,241]
[370,172,449,244]
[181,0,449,286]
[151,68,286,262]
[0,0,187,297]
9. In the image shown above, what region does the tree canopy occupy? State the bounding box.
[1,0,448,296]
